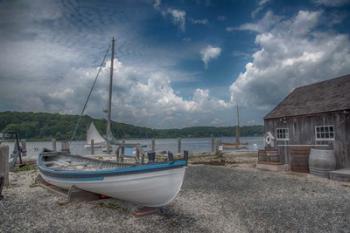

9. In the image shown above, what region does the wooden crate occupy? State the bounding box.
[289,147,310,173]
[258,149,281,163]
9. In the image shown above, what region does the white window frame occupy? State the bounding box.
[315,125,335,141]
[276,128,289,141]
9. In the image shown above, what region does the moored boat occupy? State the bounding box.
[84,122,107,149]
[38,150,187,207]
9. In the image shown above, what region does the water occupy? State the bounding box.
[0,136,264,160]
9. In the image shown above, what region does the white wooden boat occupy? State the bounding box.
[38,151,187,207]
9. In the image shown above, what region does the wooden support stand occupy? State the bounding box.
[132,207,159,217]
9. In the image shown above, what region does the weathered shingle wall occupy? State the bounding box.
[265,111,350,168]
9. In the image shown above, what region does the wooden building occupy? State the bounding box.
[262,74,350,170]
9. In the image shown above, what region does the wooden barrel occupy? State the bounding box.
[309,148,336,178]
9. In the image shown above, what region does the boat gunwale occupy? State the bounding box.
[37,152,187,179]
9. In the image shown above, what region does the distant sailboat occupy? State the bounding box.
[84,122,106,149]
[222,104,248,149]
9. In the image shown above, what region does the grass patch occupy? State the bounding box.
[15,163,37,172]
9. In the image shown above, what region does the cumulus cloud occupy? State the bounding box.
[46,58,230,128]
[230,10,350,115]
[200,45,222,69]
[227,11,281,33]
[152,1,186,32]
[164,8,186,31]
[0,0,233,128]
[251,0,271,18]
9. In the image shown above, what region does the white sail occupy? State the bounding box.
[86,122,106,145]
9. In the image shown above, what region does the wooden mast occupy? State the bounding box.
[106,37,115,153]
[235,104,240,145]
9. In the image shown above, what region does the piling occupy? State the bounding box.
[177,138,182,154]
[121,139,125,155]
[52,138,56,151]
[211,136,215,153]
[91,139,94,155]
[151,138,155,152]
[215,138,221,153]
[61,141,70,153]
[0,145,10,187]
[21,140,27,157]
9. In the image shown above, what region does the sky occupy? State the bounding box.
[0,0,350,129]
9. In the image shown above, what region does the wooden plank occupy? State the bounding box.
[0,145,9,187]
[132,207,159,217]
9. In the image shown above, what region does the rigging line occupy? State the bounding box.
[70,44,112,143]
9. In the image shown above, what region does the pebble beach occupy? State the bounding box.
[1,156,350,233]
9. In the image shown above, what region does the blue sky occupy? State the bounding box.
[1,0,350,128]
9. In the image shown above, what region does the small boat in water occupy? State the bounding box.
[84,122,107,149]
[38,150,187,207]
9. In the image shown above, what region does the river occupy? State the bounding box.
[0,136,264,160]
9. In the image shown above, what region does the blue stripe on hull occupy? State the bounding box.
[42,175,105,182]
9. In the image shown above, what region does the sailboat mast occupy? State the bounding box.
[106,37,115,149]
[235,104,240,144]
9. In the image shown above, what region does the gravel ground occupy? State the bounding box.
[1,166,350,233]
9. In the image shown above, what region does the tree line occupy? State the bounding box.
[0,111,263,140]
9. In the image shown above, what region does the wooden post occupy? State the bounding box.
[61,141,70,153]
[151,138,155,152]
[121,140,125,162]
[136,147,140,163]
[52,138,56,151]
[116,147,120,162]
[216,138,223,157]
[211,136,215,153]
[0,145,10,187]
[121,139,125,155]
[21,139,27,157]
[215,139,220,153]
[177,138,181,154]
[235,104,240,145]
[91,139,94,155]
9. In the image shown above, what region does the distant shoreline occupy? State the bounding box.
[0,111,263,140]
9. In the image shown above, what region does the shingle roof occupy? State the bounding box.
[264,74,350,119]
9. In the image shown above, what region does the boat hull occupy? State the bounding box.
[38,152,187,207]
[40,166,185,207]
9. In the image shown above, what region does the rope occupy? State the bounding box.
[70,45,111,143]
